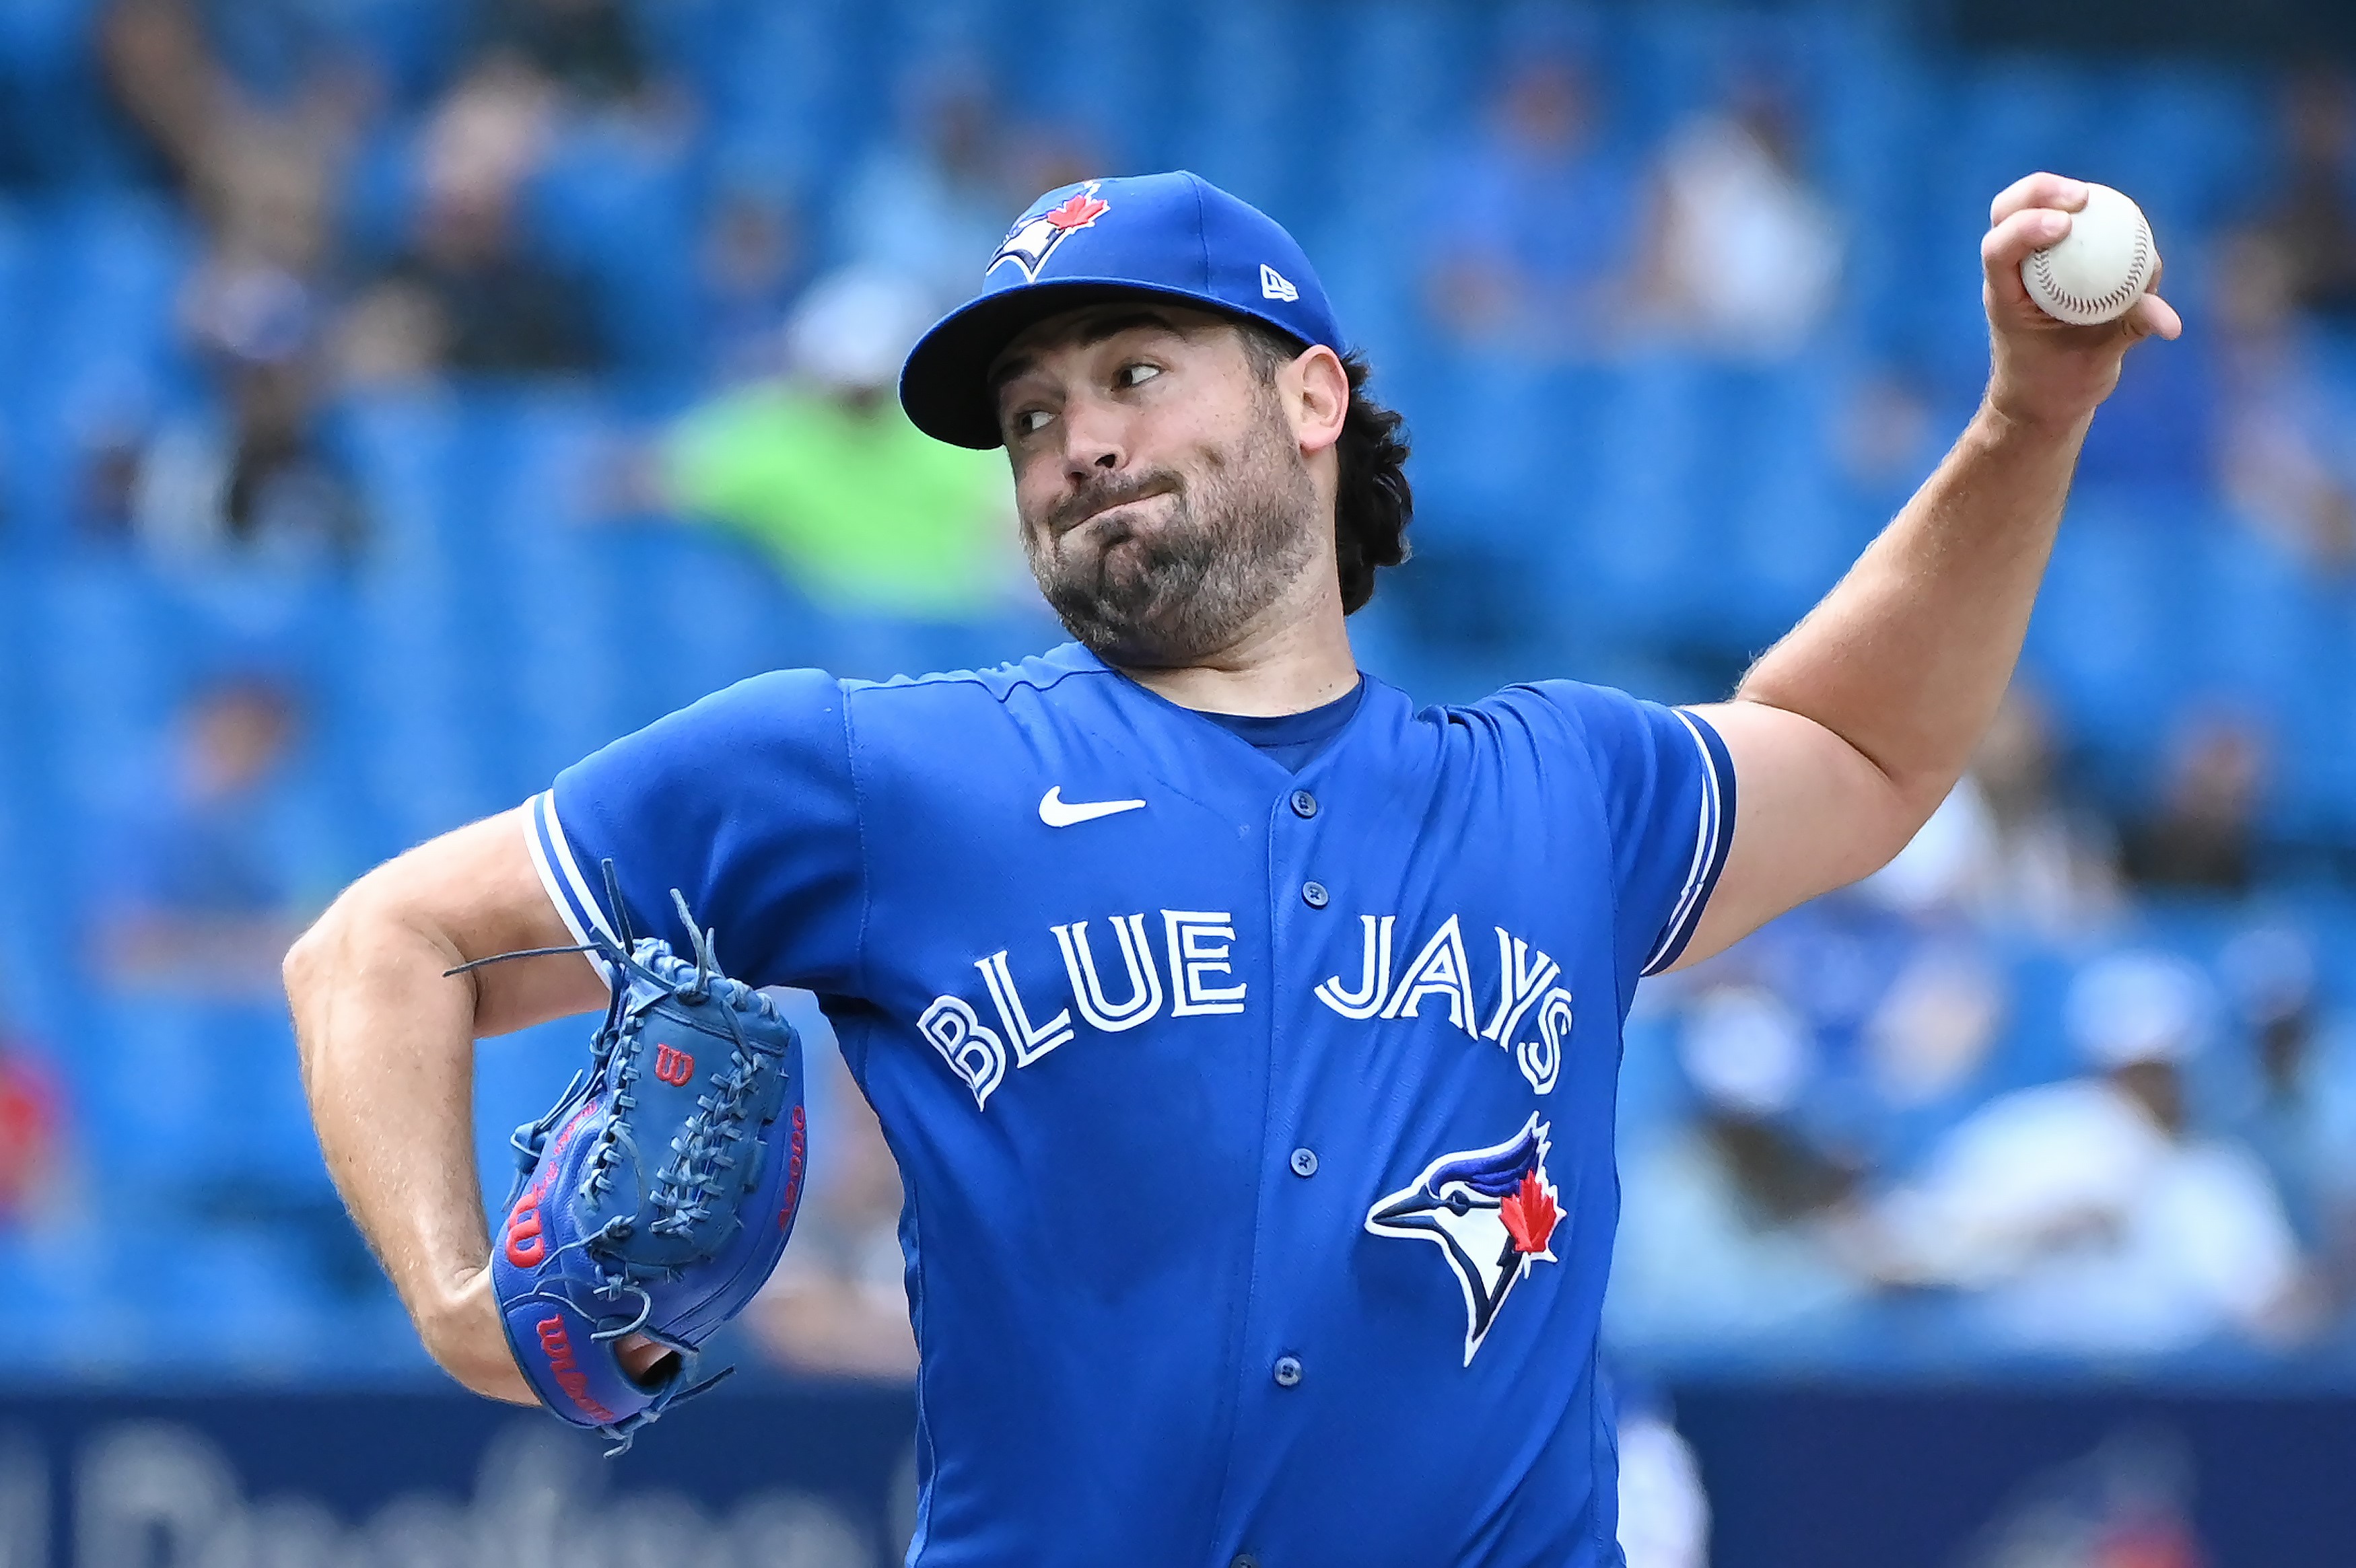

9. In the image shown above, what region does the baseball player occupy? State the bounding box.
[287,169,2176,1564]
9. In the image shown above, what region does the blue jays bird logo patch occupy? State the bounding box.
[1367,1114,1561,1364]
[988,183,1111,281]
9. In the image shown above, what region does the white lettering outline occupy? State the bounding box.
[1482,927,1562,1047]
[975,951,1076,1065]
[1164,911,1248,1015]
[1380,914,1480,1036]
[1051,915,1166,1032]
[1315,915,1395,1020]
[1523,988,1574,1095]
[918,996,1006,1109]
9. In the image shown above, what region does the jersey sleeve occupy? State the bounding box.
[1529,682,1738,989]
[525,668,865,995]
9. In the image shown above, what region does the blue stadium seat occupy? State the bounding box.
[1566,355,1725,639]
[528,133,701,388]
[2023,493,2201,769]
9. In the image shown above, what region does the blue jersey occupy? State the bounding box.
[526,642,1735,1568]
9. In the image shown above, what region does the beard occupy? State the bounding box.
[1020,398,1319,668]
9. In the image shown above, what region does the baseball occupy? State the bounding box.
[2019,182,2156,326]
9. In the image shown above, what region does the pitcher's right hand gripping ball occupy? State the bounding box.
[456,871,807,1452]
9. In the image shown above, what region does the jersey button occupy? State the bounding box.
[1272,1355,1303,1388]
[1232,1557,1260,1568]
[1301,880,1329,908]
[1289,788,1319,819]
[1290,1147,1319,1177]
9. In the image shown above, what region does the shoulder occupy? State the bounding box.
[554,670,856,798]
[672,666,852,737]
[603,653,1118,762]
[1481,678,1670,725]
[1437,678,1692,764]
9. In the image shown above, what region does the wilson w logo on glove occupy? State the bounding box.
[448,863,808,1454]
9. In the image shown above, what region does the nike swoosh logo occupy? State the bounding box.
[1039,786,1146,828]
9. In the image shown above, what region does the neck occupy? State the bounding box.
[1113,594,1358,717]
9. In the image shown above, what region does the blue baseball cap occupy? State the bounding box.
[899,170,1345,449]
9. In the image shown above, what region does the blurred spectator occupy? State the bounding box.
[2221,927,2356,1297]
[1967,687,2122,929]
[1858,935,2009,1112]
[663,269,1017,620]
[471,0,653,110]
[1423,53,1641,357]
[1869,687,2119,937]
[696,185,807,384]
[837,69,1031,307]
[1616,1398,1710,1568]
[2120,709,2268,894]
[101,0,366,275]
[346,59,604,378]
[2251,70,2356,322]
[0,1024,62,1226]
[2210,231,2356,571]
[1721,788,2026,1153]
[748,1053,915,1380]
[1861,952,2309,1355]
[1611,981,1867,1344]
[89,678,313,999]
[1639,71,1842,358]
[1702,881,2009,1180]
[100,257,366,560]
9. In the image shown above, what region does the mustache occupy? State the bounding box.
[1043,470,1183,538]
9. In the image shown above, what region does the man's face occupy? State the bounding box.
[989,305,1323,668]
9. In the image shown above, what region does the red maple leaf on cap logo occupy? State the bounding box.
[1500,1171,1559,1255]
[1043,190,1111,231]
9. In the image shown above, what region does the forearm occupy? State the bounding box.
[1734,400,2089,826]
[286,880,530,1398]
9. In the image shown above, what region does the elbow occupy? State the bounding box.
[283,895,351,1070]
[283,874,390,1050]
[283,906,331,999]
[1841,776,1963,892]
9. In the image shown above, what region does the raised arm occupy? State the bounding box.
[283,807,605,1401]
[1674,173,2184,966]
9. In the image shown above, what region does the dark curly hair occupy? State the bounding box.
[1237,323,1412,614]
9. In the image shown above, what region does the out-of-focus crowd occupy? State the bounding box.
[8,1,2356,1390]
[1613,693,2356,1363]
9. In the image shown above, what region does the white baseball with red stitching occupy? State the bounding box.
[2019,182,2156,327]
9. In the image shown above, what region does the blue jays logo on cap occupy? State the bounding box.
[899,170,1348,450]
[988,182,1113,283]
[1366,1114,1562,1365]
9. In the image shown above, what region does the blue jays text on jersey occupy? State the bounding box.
[525,642,1735,1568]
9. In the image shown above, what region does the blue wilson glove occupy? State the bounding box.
[458,876,807,1453]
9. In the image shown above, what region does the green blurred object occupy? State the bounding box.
[665,385,1014,618]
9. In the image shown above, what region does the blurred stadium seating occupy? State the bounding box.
[5,0,2356,1415]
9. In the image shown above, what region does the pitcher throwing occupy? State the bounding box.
[287,169,2175,1566]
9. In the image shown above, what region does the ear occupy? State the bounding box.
[1286,345,1350,458]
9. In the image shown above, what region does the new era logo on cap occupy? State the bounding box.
[1259,263,1299,302]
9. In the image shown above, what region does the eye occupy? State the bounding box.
[1118,361,1163,389]
[1012,408,1053,438]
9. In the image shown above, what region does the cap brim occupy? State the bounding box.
[899,279,1304,449]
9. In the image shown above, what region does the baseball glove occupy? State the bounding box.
[452,867,808,1453]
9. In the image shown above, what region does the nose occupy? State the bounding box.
[1058,395,1128,480]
